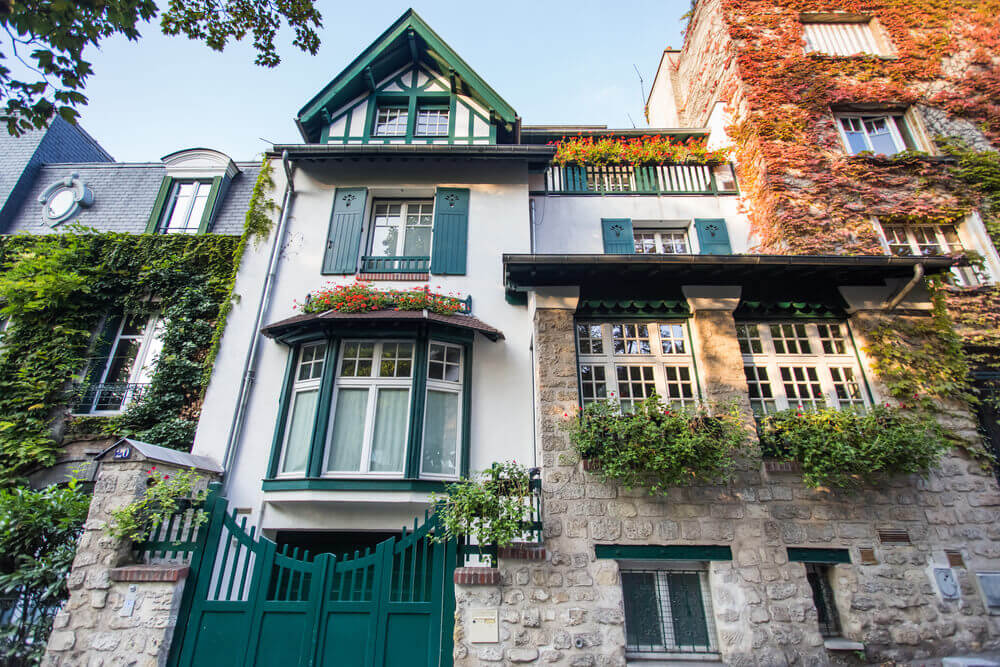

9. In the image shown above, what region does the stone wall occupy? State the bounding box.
[452,305,1000,667]
[43,454,215,667]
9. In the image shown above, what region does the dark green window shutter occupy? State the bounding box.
[322,188,368,275]
[694,218,732,255]
[430,188,470,275]
[145,178,173,233]
[621,572,663,648]
[667,572,709,648]
[196,176,224,234]
[601,218,635,254]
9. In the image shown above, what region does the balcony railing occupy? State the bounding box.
[71,382,150,414]
[539,163,738,195]
[360,256,431,273]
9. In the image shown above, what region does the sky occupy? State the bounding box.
[67,0,688,162]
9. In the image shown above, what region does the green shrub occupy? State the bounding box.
[106,467,207,543]
[564,396,750,494]
[758,405,949,488]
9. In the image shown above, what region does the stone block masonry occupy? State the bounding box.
[453,306,1000,667]
[43,453,218,667]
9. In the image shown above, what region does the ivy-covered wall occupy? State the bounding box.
[0,161,275,487]
[671,0,1000,386]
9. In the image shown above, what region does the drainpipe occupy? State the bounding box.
[220,151,296,486]
[884,263,924,311]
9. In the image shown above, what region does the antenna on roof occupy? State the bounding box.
[626,113,637,129]
[633,64,646,107]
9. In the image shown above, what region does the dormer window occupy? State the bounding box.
[415,106,449,136]
[158,181,212,234]
[374,106,408,136]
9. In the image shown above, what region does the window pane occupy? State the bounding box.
[736,324,763,354]
[616,365,656,411]
[770,323,811,354]
[428,343,461,382]
[633,232,657,254]
[379,342,413,378]
[341,342,375,377]
[577,324,603,354]
[912,227,942,256]
[103,339,141,383]
[865,117,899,155]
[816,324,847,355]
[830,367,866,409]
[780,366,824,410]
[744,366,776,416]
[374,107,408,136]
[659,324,686,354]
[415,108,449,136]
[298,343,327,381]
[371,203,403,257]
[579,365,608,405]
[806,564,842,637]
[612,323,651,355]
[663,366,696,406]
[326,388,368,472]
[882,226,911,256]
[281,389,318,473]
[622,572,664,650]
[422,389,459,476]
[369,388,409,472]
[622,570,714,653]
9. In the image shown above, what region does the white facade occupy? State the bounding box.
[193,159,536,534]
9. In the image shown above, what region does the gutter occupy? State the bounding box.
[220,150,296,485]
[884,263,925,311]
[268,144,556,160]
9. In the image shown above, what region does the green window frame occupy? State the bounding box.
[266,326,473,485]
[146,176,223,234]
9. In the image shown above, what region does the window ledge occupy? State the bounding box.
[625,652,722,665]
[824,638,865,652]
[262,478,450,493]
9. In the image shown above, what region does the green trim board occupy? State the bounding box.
[262,478,450,493]
[267,348,299,479]
[594,545,733,561]
[787,548,851,564]
[576,298,690,319]
[297,9,517,143]
[146,178,173,233]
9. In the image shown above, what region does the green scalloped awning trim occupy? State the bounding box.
[577,298,690,319]
[735,299,845,320]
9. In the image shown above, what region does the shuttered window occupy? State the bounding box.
[429,188,469,275]
[693,219,732,254]
[601,218,635,254]
[802,20,883,56]
[322,188,368,274]
[621,567,718,655]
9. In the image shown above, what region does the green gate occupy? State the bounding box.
[159,488,457,667]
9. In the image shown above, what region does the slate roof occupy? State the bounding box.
[4,162,259,235]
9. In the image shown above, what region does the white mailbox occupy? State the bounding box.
[468,608,499,643]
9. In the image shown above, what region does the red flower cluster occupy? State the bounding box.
[299,281,465,316]
[548,135,728,167]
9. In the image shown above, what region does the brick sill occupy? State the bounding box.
[110,565,189,582]
[454,567,501,585]
[357,272,429,281]
[498,543,546,561]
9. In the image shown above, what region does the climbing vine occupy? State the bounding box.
[0,232,240,484]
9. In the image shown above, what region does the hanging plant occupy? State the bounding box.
[758,405,949,489]
[549,135,728,166]
[563,396,750,494]
[298,282,466,316]
[431,461,532,565]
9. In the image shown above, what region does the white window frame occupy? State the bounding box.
[415,107,449,136]
[276,341,328,476]
[160,180,212,234]
[419,341,464,480]
[576,321,700,410]
[373,106,409,137]
[633,228,690,255]
[367,199,435,259]
[801,19,882,56]
[834,112,907,156]
[619,560,720,657]
[77,312,163,415]
[324,340,414,478]
[738,321,868,416]
[876,221,985,286]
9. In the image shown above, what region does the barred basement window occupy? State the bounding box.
[576,321,699,410]
[805,563,842,637]
[738,322,867,416]
[621,567,718,655]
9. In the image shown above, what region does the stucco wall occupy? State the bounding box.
[194,157,537,533]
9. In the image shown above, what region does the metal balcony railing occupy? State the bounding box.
[71,382,150,414]
[360,256,431,273]
[539,163,739,195]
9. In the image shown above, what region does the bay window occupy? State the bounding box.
[737,321,868,416]
[576,321,699,410]
[270,332,469,483]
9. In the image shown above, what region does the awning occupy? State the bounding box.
[262,309,504,342]
[504,254,956,291]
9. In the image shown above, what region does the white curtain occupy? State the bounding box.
[326,389,367,471]
[422,390,458,476]
[281,389,318,473]
[369,388,408,472]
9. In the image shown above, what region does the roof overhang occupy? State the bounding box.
[271,143,555,164]
[262,309,504,342]
[503,254,957,291]
[296,9,518,143]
